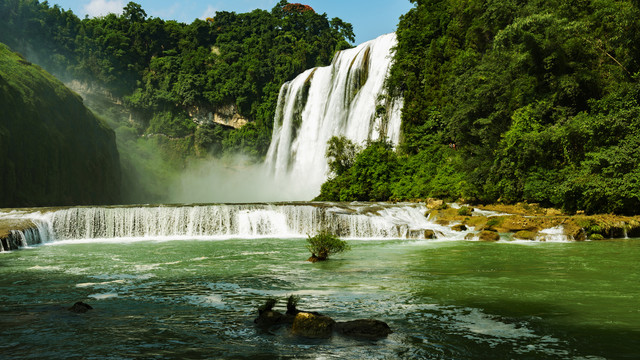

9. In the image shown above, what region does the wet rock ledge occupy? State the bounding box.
[0,219,40,251]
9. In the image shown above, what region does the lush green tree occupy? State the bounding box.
[326,136,360,176]
[374,0,640,214]
[0,0,354,159]
[306,231,350,262]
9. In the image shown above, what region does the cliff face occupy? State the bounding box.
[0,43,121,207]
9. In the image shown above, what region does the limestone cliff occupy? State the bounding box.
[0,43,121,207]
[188,104,249,129]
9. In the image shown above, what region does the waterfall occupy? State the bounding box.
[264,33,403,200]
[1,227,46,251]
[1,203,459,244]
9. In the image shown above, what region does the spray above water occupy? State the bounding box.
[169,33,402,203]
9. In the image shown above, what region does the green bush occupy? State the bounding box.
[306,231,350,261]
[458,206,472,216]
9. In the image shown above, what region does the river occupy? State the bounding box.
[1,233,638,359]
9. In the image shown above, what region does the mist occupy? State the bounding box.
[167,155,318,204]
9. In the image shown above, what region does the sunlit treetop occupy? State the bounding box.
[282,3,315,14]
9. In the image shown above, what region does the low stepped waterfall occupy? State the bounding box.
[0,203,461,247]
[264,33,403,199]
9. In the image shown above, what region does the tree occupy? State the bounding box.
[306,231,350,262]
[326,136,359,176]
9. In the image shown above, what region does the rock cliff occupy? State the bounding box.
[0,43,121,207]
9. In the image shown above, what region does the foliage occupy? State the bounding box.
[0,0,354,159]
[258,298,277,313]
[326,136,360,176]
[286,295,301,314]
[458,206,472,216]
[316,140,400,201]
[0,43,121,207]
[306,231,350,261]
[320,0,640,215]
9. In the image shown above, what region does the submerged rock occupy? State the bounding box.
[291,312,336,338]
[335,319,392,339]
[68,302,93,313]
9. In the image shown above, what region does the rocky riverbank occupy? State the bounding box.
[425,199,640,241]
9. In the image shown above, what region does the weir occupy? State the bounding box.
[264,33,403,199]
[0,203,458,248]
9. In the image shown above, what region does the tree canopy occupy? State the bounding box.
[0,0,354,157]
[318,0,640,215]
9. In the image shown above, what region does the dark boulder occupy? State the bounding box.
[254,310,294,327]
[68,301,93,313]
[335,319,392,339]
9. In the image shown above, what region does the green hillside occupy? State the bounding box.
[0,43,120,207]
[318,0,640,214]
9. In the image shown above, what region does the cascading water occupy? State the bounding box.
[264,33,403,200]
[0,203,461,246]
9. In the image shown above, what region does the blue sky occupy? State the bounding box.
[50,0,414,44]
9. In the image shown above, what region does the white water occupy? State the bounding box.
[264,33,403,199]
[1,203,464,245]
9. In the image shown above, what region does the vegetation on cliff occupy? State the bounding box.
[0,0,353,203]
[0,43,120,207]
[319,0,640,215]
[0,0,353,158]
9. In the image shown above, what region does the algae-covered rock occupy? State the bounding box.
[513,230,538,240]
[426,198,444,209]
[478,230,500,242]
[451,224,467,232]
[291,312,336,338]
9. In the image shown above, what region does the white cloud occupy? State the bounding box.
[83,0,125,18]
[199,5,219,20]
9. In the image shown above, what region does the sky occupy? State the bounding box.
[50,0,414,44]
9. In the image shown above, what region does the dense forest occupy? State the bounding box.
[317,0,640,215]
[0,0,353,202]
[3,0,640,214]
[0,43,120,207]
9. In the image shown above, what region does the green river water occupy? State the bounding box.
[1,238,639,359]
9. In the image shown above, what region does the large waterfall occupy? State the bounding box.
[264,33,403,200]
[0,203,461,248]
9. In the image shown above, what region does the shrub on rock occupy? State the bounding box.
[306,231,350,262]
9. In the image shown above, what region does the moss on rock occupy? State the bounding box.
[0,43,120,207]
[513,230,538,240]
